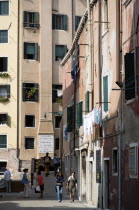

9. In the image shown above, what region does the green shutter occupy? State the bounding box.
[125,53,135,100]
[22,83,26,101]
[63,15,67,30]
[85,91,89,113]
[34,43,38,60]
[77,101,83,127]
[103,76,108,112]
[52,14,55,29]
[34,12,39,28]
[24,11,28,27]
[24,42,27,59]
[7,85,10,98]
[136,47,139,96]
[34,83,38,102]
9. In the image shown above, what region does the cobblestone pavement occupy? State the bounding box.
[0,171,97,210]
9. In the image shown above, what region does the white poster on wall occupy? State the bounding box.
[39,135,54,154]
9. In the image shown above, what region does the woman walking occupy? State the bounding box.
[37,171,44,198]
[55,172,64,202]
[22,169,29,198]
[68,172,77,202]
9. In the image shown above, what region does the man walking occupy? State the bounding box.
[4,168,11,193]
[44,153,51,176]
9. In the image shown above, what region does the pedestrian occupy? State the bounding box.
[4,168,11,193]
[55,172,64,202]
[53,154,60,176]
[37,171,44,198]
[67,172,77,202]
[43,153,51,176]
[22,168,29,198]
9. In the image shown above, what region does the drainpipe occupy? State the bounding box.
[17,0,20,160]
[87,0,93,154]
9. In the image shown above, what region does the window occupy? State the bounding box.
[0,30,8,43]
[55,138,59,150]
[24,42,38,60]
[0,85,10,98]
[75,16,81,31]
[55,116,62,128]
[67,105,74,132]
[55,45,67,61]
[0,113,8,125]
[77,101,83,127]
[0,161,7,174]
[52,84,62,103]
[0,1,9,16]
[22,83,38,102]
[125,52,135,100]
[0,57,8,72]
[25,115,35,127]
[24,11,39,28]
[25,137,34,149]
[52,14,67,30]
[104,0,109,30]
[103,76,108,112]
[0,135,7,148]
[129,143,138,178]
[112,148,118,174]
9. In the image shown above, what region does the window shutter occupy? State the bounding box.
[24,42,27,59]
[3,57,8,72]
[103,76,108,112]
[136,47,139,96]
[63,15,67,30]
[63,45,67,57]
[33,116,35,127]
[24,11,28,27]
[6,114,8,125]
[125,53,135,100]
[75,16,81,31]
[34,12,39,28]
[85,91,89,113]
[34,83,38,102]
[34,43,38,60]
[7,85,10,98]
[52,14,55,29]
[77,101,83,127]
[22,83,26,101]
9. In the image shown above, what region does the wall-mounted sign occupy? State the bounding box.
[39,135,54,154]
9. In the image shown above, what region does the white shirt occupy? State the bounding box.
[4,170,11,181]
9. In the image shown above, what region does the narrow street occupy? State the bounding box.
[0,172,95,210]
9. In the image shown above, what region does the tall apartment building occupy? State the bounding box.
[0,0,86,179]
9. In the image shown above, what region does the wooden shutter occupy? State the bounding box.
[34,12,39,28]
[125,53,135,100]
[52,14,56,29]
[22,83,26,101]
[3,57,8,72]
[24,11,28,27]
[96,150,101,183]
[7,85,10,98]
[34,83,38,102]
[85,91,89,113]
[136,46,139,96]
[34,43,38,60]
[77,101,83,127]
[103,76,108,112]
[63,15,67,30]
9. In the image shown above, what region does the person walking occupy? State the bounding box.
[55,172,64,202]
[53,154,60,176]
[4,168,11,193]
[43,153,51,176]
[67,172,77,202]
[22,169,29,198]
[37,171,44,198]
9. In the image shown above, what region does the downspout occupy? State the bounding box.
[17,0,20,160]
[87,0,93,154]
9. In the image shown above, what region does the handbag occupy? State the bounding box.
[35,185,41,193]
